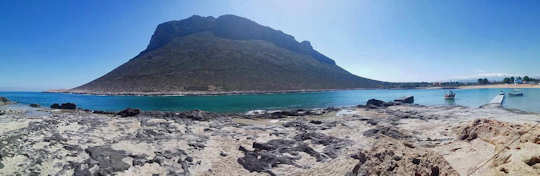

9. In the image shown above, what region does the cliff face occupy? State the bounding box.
[74,15,385,93]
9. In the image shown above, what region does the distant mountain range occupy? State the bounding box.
[71,15,388,94]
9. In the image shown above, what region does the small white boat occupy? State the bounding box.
[498,91,505,95]
[444,90,456,100]
[508,89,523,96]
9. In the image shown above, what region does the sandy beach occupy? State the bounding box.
[459,83,540,89]
[1,98,539,175]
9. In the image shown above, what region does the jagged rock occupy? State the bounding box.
[50,104,61,109]
[237,139,326,175]
[0,97,11,106]
[294,132,351,159]
[93,110,116,115]
[363,126,411,139]
[179,110,218,121]
[50,103,77,109]
[348,138,458,176]
[84,146,131,175]
[366,99,385,108]
[117,108,141,117]
[394,96,414,104]
[60,103,77,109]
[309,120,323,125]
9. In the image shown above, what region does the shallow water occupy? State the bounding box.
[1,88,539,113]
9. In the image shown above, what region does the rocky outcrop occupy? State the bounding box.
[395,96,414,104]
[50,103,77,110]
[0,97,11,106]
[348,137,459,176]
[117,108,141,117]
[245,107,340,119]
[366,99,385,108]
[1,102,539,175]
[238,140,320,176]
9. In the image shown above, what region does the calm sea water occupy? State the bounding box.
[1,88,539,113]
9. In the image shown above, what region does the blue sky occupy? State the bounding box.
[1,0,540,91]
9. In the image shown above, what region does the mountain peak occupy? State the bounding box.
[73,15,384,93]
[145,14,335,65]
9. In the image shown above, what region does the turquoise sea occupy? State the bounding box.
[1,88,539,113]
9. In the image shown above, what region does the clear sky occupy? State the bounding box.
[1,0,540,91]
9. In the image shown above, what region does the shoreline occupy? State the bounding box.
[44,86,438,96]
[458,83,540,89]
[1,100,539,175]
[45,83,540,97]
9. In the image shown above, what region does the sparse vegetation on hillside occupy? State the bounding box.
[75,15,387,93]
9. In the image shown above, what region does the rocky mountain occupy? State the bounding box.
[73,15,387,94]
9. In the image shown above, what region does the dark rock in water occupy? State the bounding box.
[178,110,218,121]
[84,146,131,175]
[50,104,61,109]
[383,101,397,107]
[0,97,12,106]
[366,99,385,108]
[117,108,141,117]
[0,110,5,116]
[394,96,414,104]
[29,104,40,108]
[93,110,116,115]
[0,96,9,102]
[325,107,341,112]
[51,103,77,110]
[60,103,77,109]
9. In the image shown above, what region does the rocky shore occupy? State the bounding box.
[0,97,539,175]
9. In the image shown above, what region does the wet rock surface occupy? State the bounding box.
[50,103,77,109]
[0,103,538,175]
[0,97,12,106]
[117,108,140,117]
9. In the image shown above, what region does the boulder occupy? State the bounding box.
[50,103,77,109]
[182,110,216,121]
[366,99,385,107]
[93,110,117,115]
[117,108,141,117]
[394,96,414,104]
[0,110,5,116]
[50,104,61,109]
[0,97,11,105]
[84,146,131,175]
[60,103,77,109]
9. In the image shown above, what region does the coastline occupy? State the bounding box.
[1,100,539,175]
[45,84,540,97]
[44,88,383,96]
[458,83,540,89]
[45,86,437,96]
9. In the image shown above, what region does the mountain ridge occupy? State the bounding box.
[71,15,387,94]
